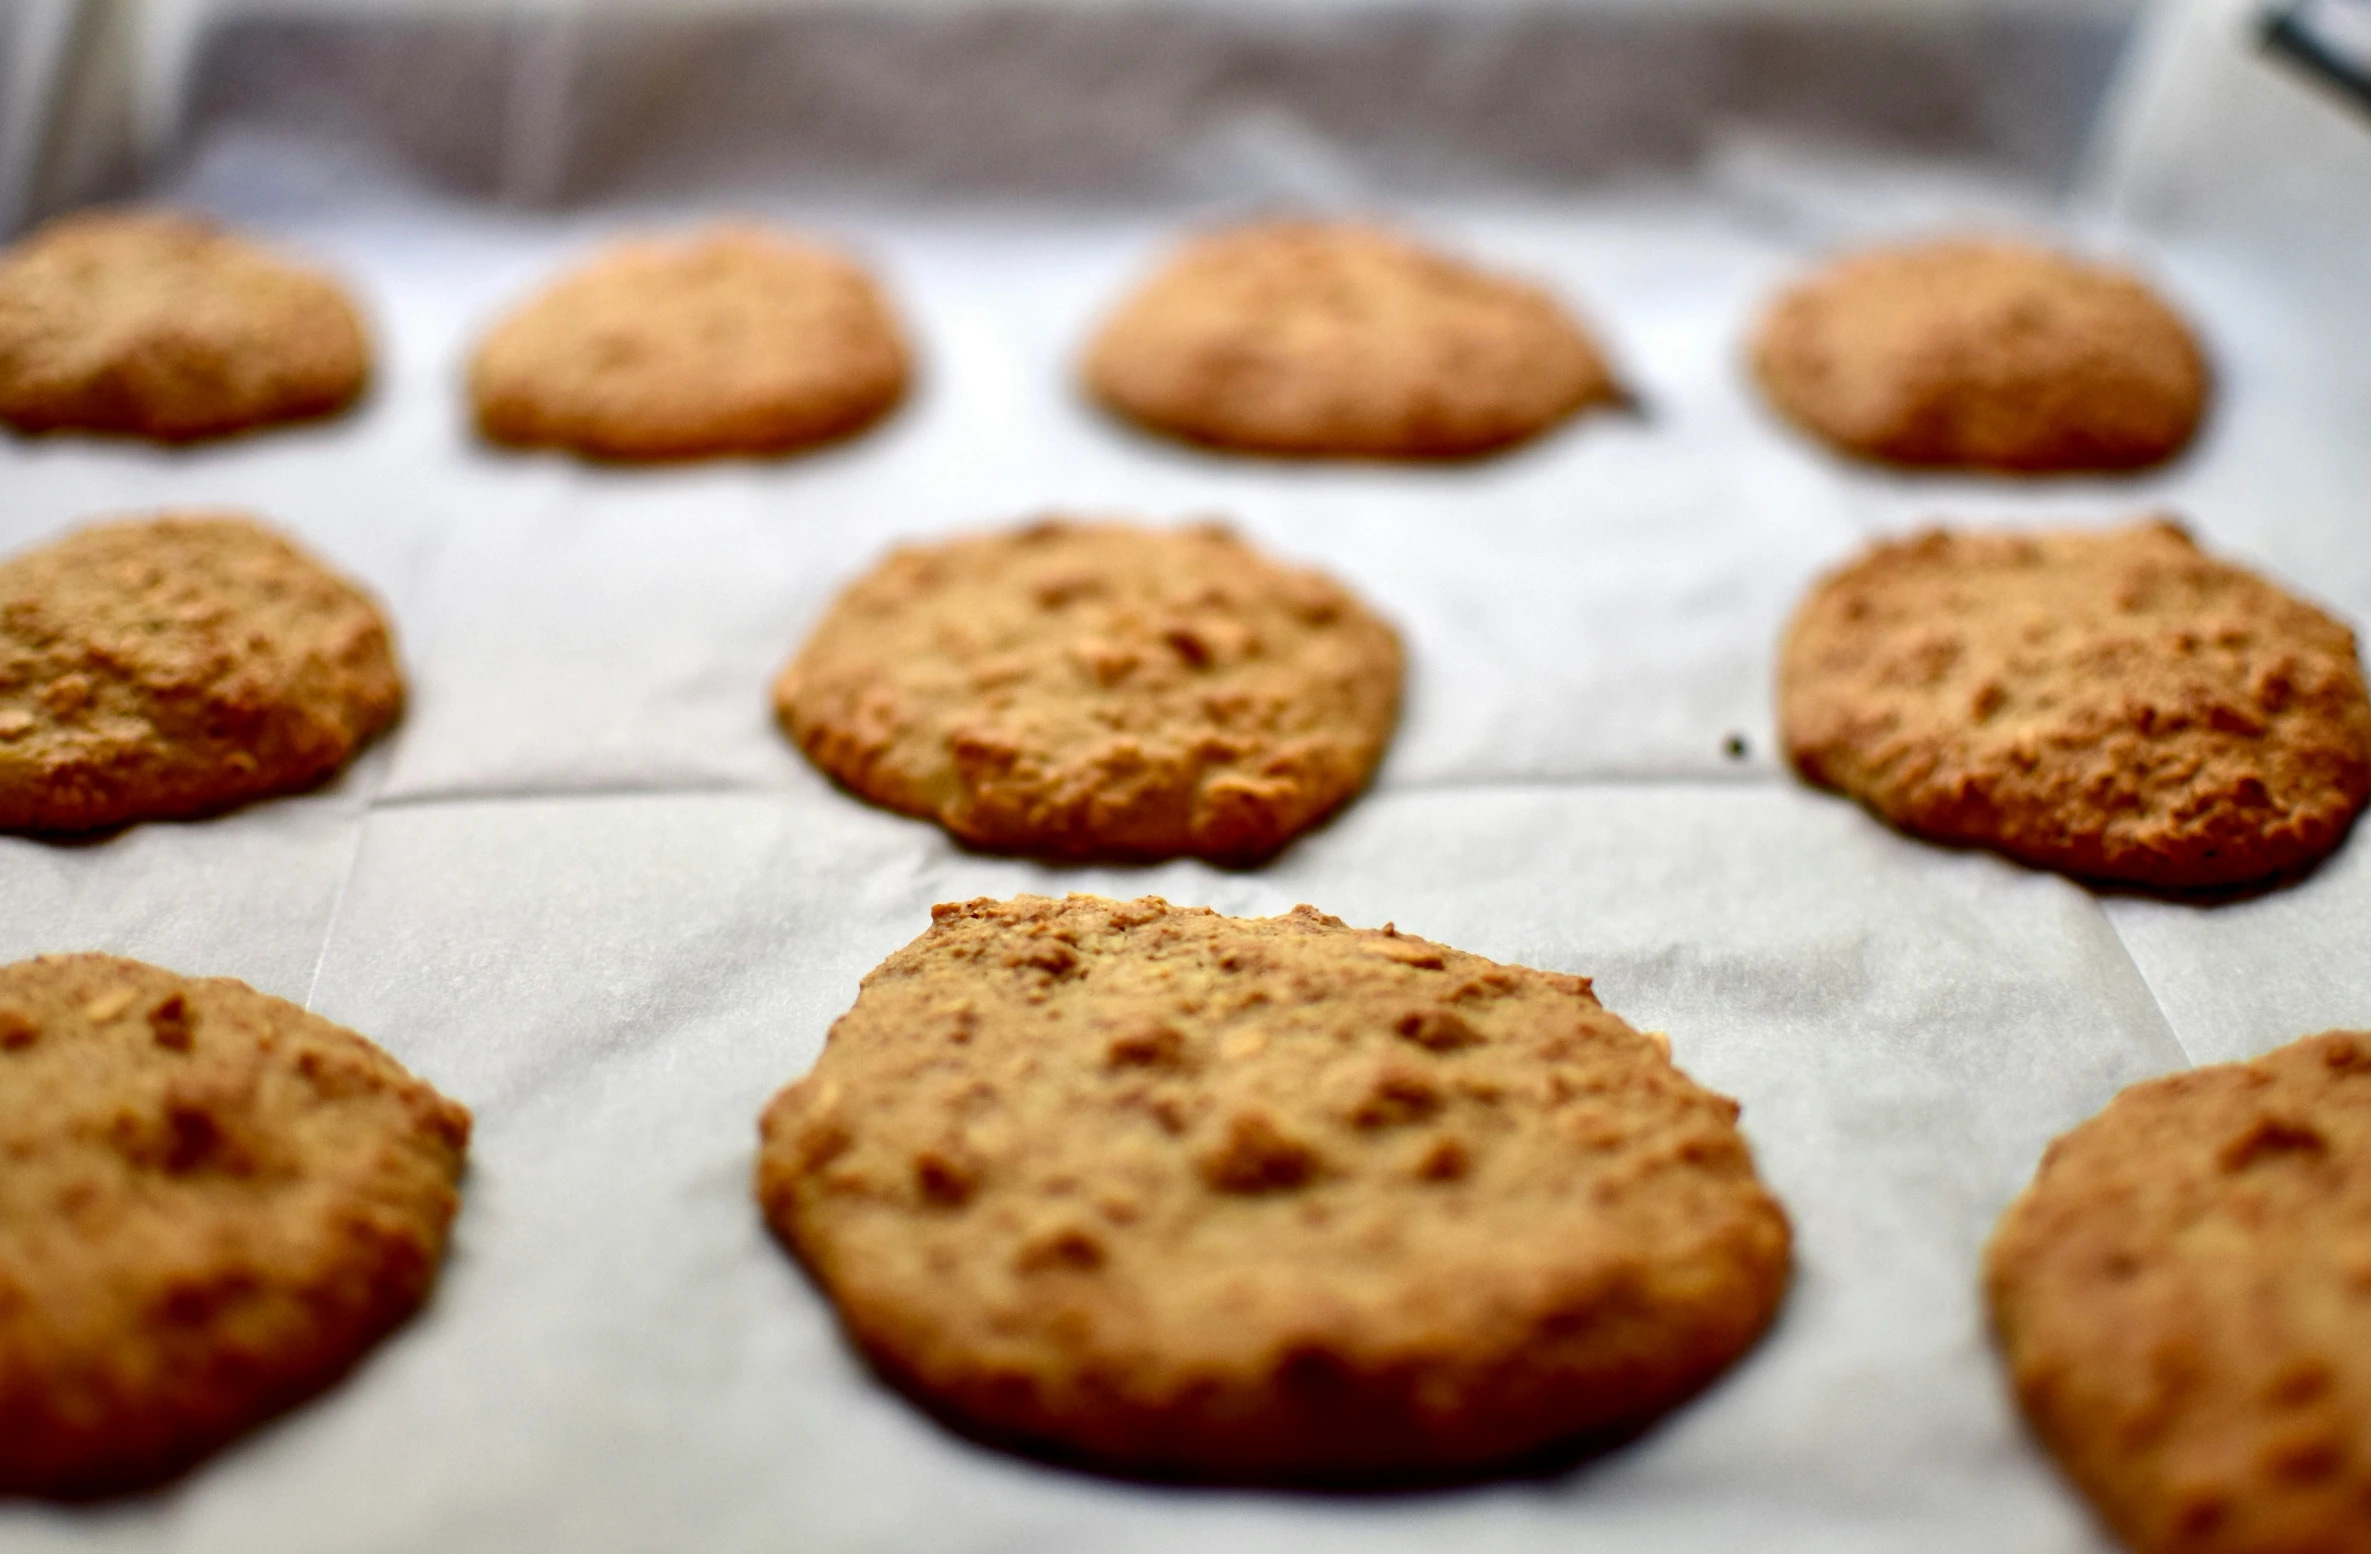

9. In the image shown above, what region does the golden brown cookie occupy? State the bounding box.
[0,210,369,442]
[468,226,910,460]
[1988,1032,2371,1554]
[1750,238,2209,472]
[1779,519,2371,889]
[0,513,404,833]
[757,895,1792,1480]
[773,518,1402,863]
[0,953,469,1496]
[1081,221,1624,459]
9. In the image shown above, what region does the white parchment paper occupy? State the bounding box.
[5,4,2371,1550]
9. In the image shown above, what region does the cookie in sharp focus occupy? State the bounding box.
[0,513,405,833]
[756,894,1791,1480]
[0,210,369,442]
[1750,237,2209,472]
[773,517,1403,863]
[0,953,469,1496]
[1081,220,1625,459]
[468,226,910,460]
[1779,518,2371,889]
[1987,1032,2371,1554]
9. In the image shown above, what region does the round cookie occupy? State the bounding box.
[0,953,469,1495]
[0,210,369,442]
[1750,238,2209,472]
[773,518,1403,863]
[1779,519,2371,890]
[0,513,405,833]
[1988,1032,2371,1554]
[468,226,910,460]
[1080,221,1624,459]
[756,894,1792,1480]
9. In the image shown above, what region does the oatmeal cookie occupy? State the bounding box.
[757,894,1791,1479]
[1082,221,1623,458]
[0,953,469,1496]
[0,513,404,832]
[1988,1032,2371,1554]
[773,518,1402,862]
[0,210,368,442]
[1779,519,2371,888]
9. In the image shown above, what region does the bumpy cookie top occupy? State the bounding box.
[0,210,369,441]
[0,954,469,1495]
[1082,221,1623,458]
[1751,238,2208,472]
[774,519,1403,862]
[1780,519,2371,889]
[469,226,910,460]
[1988,1033,2371,1554]
[0,513,404,832]
[757,895,1791,1478]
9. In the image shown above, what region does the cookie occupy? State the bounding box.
[0,953,469,1495]
[1750,237,2208,472]
[756,895,1791,1479]
[0,210,369,442]
[468,226,910,460]
[774,518,1402,863]
[0,513,404,833]
[1779,519,2371,889]
[1080,221,1624,458]
[1988,1032,2371,1554]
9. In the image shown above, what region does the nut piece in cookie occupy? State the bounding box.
[1988,1032,2371,1554]
[0,513,405,832]
[774,517,1403,863]
[1779,518,2371,889]
[1750,237,2208,472]
[0,953,469,1496]
[0,210,369,442]
[468,226,910,460]
[1082,221,1625,459]
[755,894,1792,1480]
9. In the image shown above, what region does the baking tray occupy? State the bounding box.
[6,2,2371,1550]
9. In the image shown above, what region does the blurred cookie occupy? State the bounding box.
[0,513,404,832]
[469,226,910,460]
[1751,238,2208,472]
[0,210,369,442]
[1988,1032,2371,1554]
[757,894,1791,1479]
[1780,519,2371,889]
[0,953,469,1495]
[1082,221,1624,458]
[774,517,1402,862]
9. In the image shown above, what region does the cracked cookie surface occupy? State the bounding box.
[0,954,469,1496]
[1779,519,2371,889]
[1988,1032,2371,1554]
[1082,221,1623,458]
[469,226,909,460]
[773,518,1402,862]
[0,513,404,833]
[0,210,368,442]
[1750,237,2208,472]
[756,894,1791,1479]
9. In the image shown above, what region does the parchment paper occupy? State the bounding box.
[5,5,2371,1550]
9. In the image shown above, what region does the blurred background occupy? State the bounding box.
[0,0,2364,289]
